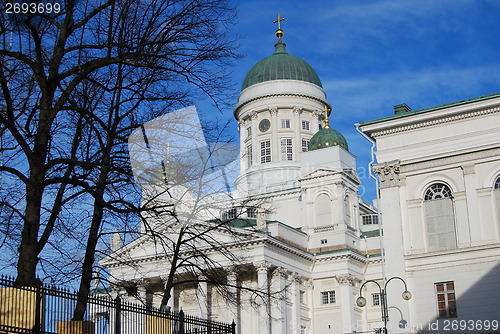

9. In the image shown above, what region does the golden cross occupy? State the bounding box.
[322,105,331,128]
[273,14,285,30]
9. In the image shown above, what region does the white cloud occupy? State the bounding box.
[323,64,500,122]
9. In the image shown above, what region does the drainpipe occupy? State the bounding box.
[354,124,386,284]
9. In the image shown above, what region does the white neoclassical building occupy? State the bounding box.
[358,93,500,333]
[102,24,500,334]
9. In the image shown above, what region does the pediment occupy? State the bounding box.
[101,220,265,267]
[299,167,341,181]
[299,167,362,186]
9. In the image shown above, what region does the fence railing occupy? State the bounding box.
[0,275,235,334]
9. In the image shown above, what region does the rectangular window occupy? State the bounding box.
[246,207,256,218]
[362,215,379,225]
[300,291,305,304]
[302,139,310,152]
[281,138,293,161]
[302,120,310,130]
[372,293,380,306]
[321,291,336,304]
[281,119,291,128]
[247,145,252,166]
[435,281,457,318]
[246,127,251,137]
[222,208,237,221]
[260,140,271,164]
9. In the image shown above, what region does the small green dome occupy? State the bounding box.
[241,41,322,91]
[309,127,348,151]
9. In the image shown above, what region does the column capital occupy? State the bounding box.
[292,106,303,115]
[373,159,401,188]
[253,261,271,273]
[304,278,314,287]
[461,163,476,175]
[251,110,258,119]
[272,266,287,279]
[335,273,356,286]
[134,278,149,289]
[312,110,321,119]
[268,106,278,116]
[226,266,238,277]
[289,272,302,284]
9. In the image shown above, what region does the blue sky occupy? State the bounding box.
[198,0,500,201]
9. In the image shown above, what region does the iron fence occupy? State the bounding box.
[0,275,235,334]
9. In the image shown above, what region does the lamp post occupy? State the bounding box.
[356,276,412,334]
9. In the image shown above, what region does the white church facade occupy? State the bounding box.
[102,23,500,334]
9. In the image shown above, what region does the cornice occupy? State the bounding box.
[235,92,329,117]
[400,147,500,174]
[369,105,500,138]
[314,251,368,265]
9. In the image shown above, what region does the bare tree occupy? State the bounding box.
[103,110,275,312]
[0,0,239,291]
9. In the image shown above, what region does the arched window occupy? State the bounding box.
[494,176,500,223]
[315,194,332,227]
[424,183,457,252]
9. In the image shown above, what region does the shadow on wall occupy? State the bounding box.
[415,261,500,334]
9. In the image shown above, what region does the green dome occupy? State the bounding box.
[241,42,323,90]
[309,127,348,151]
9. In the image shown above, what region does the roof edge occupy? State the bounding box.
[358,92,500,127]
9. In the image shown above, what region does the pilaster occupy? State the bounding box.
[336,274,355,334]
[373,160,411,332]
[462,163,481,245]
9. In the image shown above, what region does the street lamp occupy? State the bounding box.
[356,276,412,334]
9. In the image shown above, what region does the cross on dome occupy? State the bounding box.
[273,14,285,40]
[322,106,331,129]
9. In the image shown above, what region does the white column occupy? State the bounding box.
[254,261,270,334]
[197,277,208,319]
[336,274,355,334]
[269,107,279,162]
[290,273,302,334]
[238,119,246,172]
[271,267,287,334]
[305,279,314,334]
[136,281,147,332]
[137,280,147,303]
[227,267,238,324]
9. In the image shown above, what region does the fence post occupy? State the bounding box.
[114,296,121,334]
[179,309,185,334]
[231,320,236,334]
[34,284,43,334]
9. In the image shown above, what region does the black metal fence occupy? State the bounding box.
[0,275,235,334]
